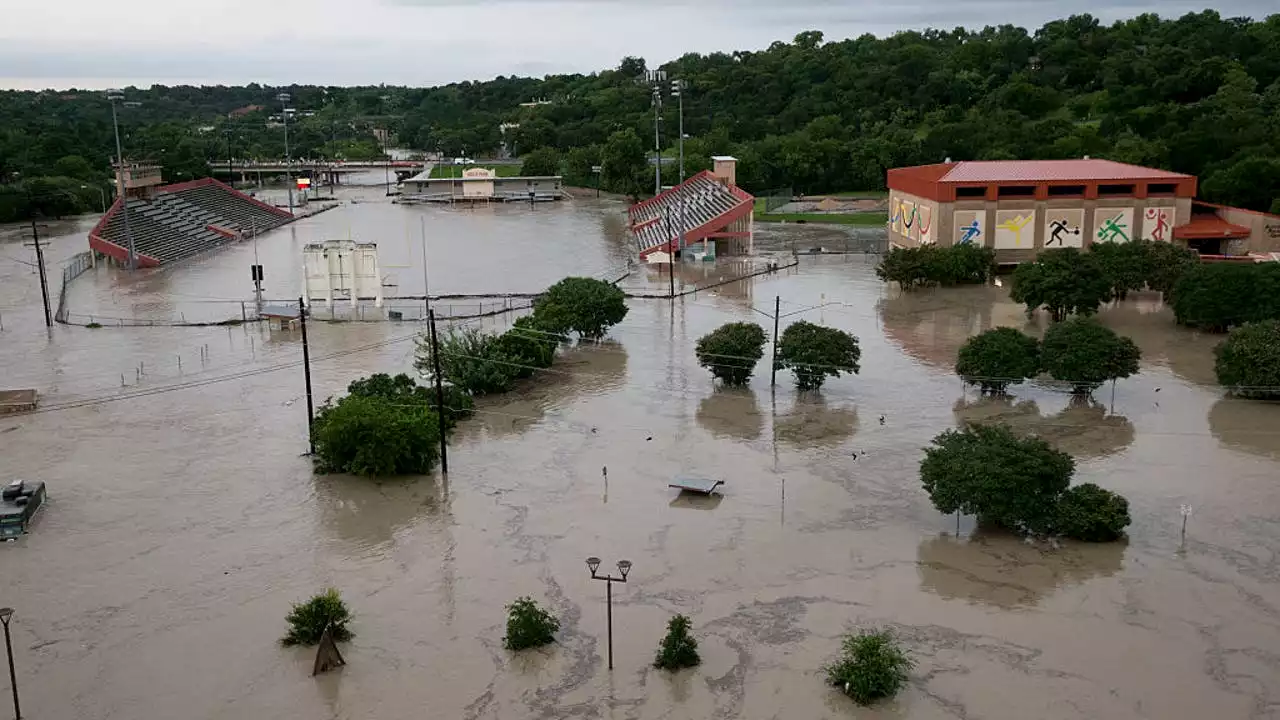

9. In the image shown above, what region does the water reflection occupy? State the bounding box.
[877,285,1016,371]
[313,474,445,551]
[774,395,858,448]
[953,394,1135,459]
[1094,298,1219,388]
[696,387,763,441]
[459,340,630,439]
[917,532,1126,609]
[1208,396,1280,461]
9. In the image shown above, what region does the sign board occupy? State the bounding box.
[296,178,312,189]
[592,165,603,174]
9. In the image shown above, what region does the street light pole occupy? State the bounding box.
[586,557,632,670]
[278,92,294,214]
[672,78,684,182]
[0,608,20,719]
[107,90,136,270]
[224,130,233,186]
[648,70,666,196]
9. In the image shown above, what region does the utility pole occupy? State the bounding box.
[428,309,449,474]
[298,297,315,455]
[25,220,52,328]
[770,295,780,388]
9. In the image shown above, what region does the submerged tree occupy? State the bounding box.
[695,322,767,385]
[1214,320,1280,399]
[921,424,1074,535]
[503,597,559,651]
[1040,317,1141,395]
[311,393,441,477]
[653,614,701,670]
[825,629,913,706]
[1055,483,1131,542]
[534,277,629,339]
[416,326,522,396]
[774,321,860,390]
[281,588,354,647]
[954,327,1041,394]
[1010,248,1112,321]
[1089,240,1150,300]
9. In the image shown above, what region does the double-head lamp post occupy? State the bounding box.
[586,557,631,670]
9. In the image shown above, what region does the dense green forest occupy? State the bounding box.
[2,10,1279,223]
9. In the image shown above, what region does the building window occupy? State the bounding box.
[1099,184,1135,196]
[1148,183,1177,196]
[1047,185,1086,197]
[997,185,1036,198]
[955,186,986,199]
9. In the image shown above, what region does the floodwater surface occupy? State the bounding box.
[1,197,1279,720]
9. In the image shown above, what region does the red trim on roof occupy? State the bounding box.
[938,159,1191,183]
[1174,216,1252,240]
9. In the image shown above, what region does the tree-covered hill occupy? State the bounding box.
[2,10,1278,222]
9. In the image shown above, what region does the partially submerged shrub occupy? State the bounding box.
[653,614,701,670]
[281,588,353,647]
[503,597,559,651]
[825,629,912,705]
[1055,483,1131,542]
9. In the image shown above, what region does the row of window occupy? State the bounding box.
[955,183,1179,199]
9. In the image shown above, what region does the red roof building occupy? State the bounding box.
[886,159,1203,263]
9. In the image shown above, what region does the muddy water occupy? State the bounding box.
[2,208,1280,719]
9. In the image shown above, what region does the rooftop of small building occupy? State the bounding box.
[891,159,1194,185]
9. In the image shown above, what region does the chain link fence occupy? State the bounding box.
[756,187,795,214]
[55,251,95,324]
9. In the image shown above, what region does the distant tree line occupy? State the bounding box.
[4,11,1279,219]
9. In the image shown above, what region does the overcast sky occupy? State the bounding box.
[1,1,1274,90]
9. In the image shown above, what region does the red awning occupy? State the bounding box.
[1173,215,1252,240]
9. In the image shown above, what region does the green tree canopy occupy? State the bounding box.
[1214,320,1280,399]
[1089,241,1150,301]
[653,614,701,671]
[921,424,1075,535]
[281,588,354,647]
[1055,483,1131,542]
[416,326,522,396]
[600,128,648,198]
[1143,240,1201,298]
[533,276,628,339]
[774,321,860,390]
[955,327,1041,394]
[1010,248,1113,321]
[519,146,561,177]
[695,322,767,385]
[825,630,913,706]
[876,245,996,290]
[1040,317,1141,395]
[1173,263,1280,332]
[311,393,441,477]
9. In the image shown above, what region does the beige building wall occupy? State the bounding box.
[1214,206,1280,254]
[887,190,943,248]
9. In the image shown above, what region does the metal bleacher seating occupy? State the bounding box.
[93,179,293,264]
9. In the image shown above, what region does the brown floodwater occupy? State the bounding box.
[2,193,1280,720]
